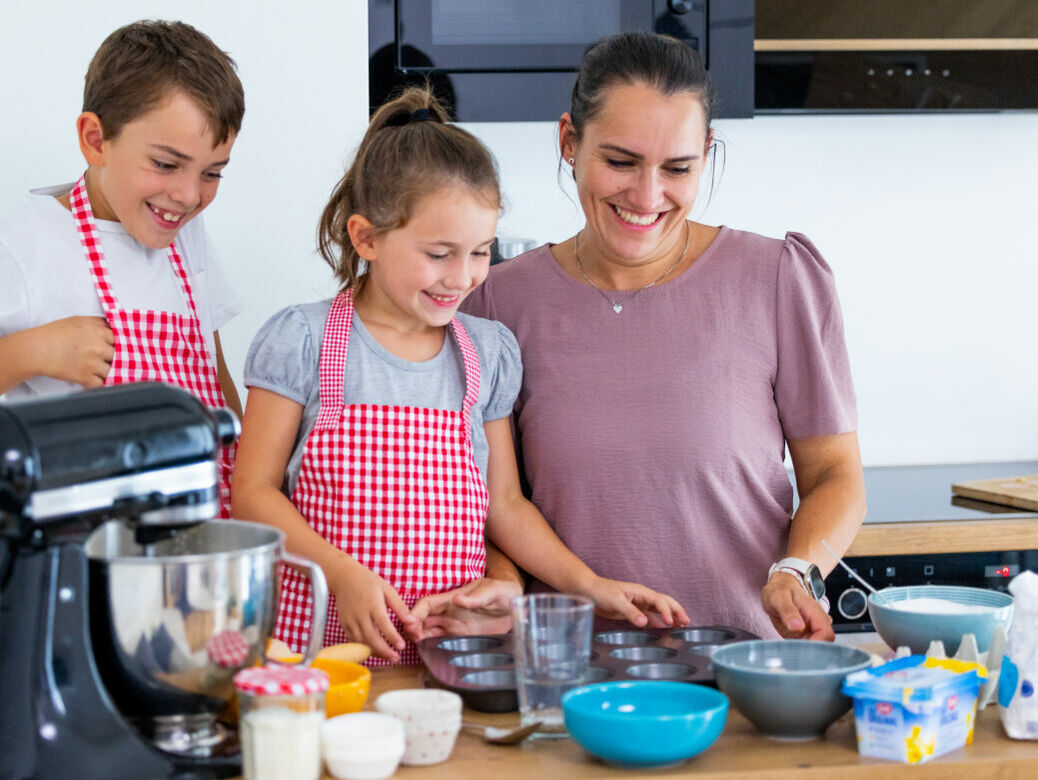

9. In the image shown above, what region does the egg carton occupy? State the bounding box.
[889,626,1009,710]
[417,623,757,712]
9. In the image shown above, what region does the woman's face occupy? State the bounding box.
[563,81,710,266]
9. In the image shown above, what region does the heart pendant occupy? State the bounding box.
[612,304,623,314]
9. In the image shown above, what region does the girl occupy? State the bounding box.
[232,88,688,665]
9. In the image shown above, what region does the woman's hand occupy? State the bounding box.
[405,577,523,642]
[328,560,412,662]
[582,577,690,628]
[761,572,834,640]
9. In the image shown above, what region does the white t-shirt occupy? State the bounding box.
[0,183,242,401]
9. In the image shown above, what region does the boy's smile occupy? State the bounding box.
[81,90,235,249]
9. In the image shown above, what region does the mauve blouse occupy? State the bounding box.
[461,226,857,638]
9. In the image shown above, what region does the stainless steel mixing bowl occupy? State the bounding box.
[85,519,327,754]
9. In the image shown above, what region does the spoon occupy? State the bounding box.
[822,539,881,597]
[463,720,542,745]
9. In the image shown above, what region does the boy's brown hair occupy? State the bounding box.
[83,20,244,144]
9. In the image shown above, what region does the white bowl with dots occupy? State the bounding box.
[374,689,463,765]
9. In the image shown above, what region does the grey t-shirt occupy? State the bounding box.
[244,300,522,496]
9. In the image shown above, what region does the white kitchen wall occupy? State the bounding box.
[2,1,1035,466]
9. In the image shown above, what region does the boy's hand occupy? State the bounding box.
[36,316,114,387]
[583,577,690,628]
[328,562,412,662]
[405,577,523,642]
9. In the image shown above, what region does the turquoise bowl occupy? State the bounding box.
[562,681,728,767]
[868,585,1013,655]
[711,640,872,740]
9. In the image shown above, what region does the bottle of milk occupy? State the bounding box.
[999,570,1038,739]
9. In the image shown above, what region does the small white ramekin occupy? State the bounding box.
[375,689,463,765]
[321,712,405,780]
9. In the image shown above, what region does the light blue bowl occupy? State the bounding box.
[711,640,872,740]
[869,585,1013,655]
[562,681,728,767]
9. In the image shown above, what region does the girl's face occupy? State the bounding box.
[359,183,498,332]
[561,81,710,266]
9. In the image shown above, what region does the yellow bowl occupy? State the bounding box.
[312,658,371,718]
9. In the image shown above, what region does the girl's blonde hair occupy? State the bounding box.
[319,87,501,291]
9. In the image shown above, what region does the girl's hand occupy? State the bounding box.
[761,573,834,641]
[328,561,412,662]
[583,577,690,628]
[405,577,523,642]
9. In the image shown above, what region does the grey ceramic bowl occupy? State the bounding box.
[868,585,1013,655]
[711,640,872,741]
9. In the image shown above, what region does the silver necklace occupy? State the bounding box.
[574,221,690,314]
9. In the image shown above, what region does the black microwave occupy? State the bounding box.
[368,0,755,121]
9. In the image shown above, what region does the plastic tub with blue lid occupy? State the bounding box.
[842,656,986,764]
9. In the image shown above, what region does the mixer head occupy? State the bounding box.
[0,383,238,541]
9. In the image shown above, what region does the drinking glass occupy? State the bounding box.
[510,593,594,739]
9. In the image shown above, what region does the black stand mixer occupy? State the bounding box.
[0,383,327,779]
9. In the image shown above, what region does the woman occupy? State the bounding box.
[460,32,865,640]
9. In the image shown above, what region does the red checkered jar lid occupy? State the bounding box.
[234,665,329,696]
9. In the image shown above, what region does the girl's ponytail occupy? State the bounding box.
[318,87,500,291]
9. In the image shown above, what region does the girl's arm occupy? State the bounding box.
[213,331,243,420]
[760,431,865,640]
[231,386,410,661]
[481,418,690,627]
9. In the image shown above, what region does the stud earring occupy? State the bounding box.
[568,157,575,165]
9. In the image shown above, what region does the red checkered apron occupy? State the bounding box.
[275,288,489,666]
[69,176,235,517]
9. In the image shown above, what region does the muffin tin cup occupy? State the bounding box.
[418,623,757,712]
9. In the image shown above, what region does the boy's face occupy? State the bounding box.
[84,90,235,249]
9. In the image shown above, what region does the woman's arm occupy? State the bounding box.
[481,417,689,627]
[231,387,410,660]
[761,431,866,640]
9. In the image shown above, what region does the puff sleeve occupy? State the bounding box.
[243,305,319,406]
[773,232,857,439]
[480,320,522,422]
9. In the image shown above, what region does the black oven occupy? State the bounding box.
[756,0,1038,111]
[823,461,1038,633]
[368,0,755,120]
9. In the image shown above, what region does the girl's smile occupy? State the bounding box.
[352,182,498,351]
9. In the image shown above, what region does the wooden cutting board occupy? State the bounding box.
[952,474,1038,511]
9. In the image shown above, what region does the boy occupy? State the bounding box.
[0,20,245,515]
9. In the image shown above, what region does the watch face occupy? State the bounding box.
[806,565,826,600]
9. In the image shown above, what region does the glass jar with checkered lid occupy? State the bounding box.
[234,666,329,780]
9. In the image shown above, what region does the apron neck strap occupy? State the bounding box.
[314,288,481,429]
[69,175,197,317]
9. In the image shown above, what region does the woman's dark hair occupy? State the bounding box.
[569,32,716,141]
[318,86,501,291]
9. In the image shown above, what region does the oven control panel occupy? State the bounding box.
[828,550,1038,632]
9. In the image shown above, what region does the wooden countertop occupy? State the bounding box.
[846,517,1038,556]
[316,665,1038,780]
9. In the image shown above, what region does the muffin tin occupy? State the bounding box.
[417,623,758,712]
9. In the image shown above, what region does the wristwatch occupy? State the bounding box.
[768,557,829,609]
